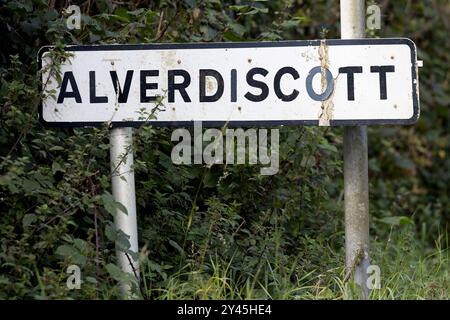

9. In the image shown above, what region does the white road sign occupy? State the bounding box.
[39,38,419,127]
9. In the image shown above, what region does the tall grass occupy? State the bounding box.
[141,226,449,300]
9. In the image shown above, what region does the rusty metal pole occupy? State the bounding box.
[340,0,371,299]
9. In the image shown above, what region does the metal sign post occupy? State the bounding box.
[110,127,139,297]
[341,0,370,298]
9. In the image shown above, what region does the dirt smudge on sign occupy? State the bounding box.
[162,51,178,68]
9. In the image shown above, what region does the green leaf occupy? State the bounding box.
[56,245,87,266]
[318,139,338,153]
[85,276,97,284]
[73,238,88,252]
[228,22,246,36]
[115,202,128,215]
[49,146,64,151]
[106,263,125,281]
[203,171,217,188]
[115,229,131,253]
[101,191,128,216]
[101,192,115,215]
[222,30,244,42]
[280,18,303,29]
[22,213,37,228]
[378,216,414,226]
[51,161,65,174]
[168,240,185,256]
[395,156,416,170]
[105,223,117,242]
[229,5,268,16]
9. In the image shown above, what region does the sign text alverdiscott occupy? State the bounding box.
[39,38,419,127]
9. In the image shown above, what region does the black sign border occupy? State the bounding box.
[38,38,419,128]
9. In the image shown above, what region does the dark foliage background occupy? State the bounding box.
[0,0,448,298]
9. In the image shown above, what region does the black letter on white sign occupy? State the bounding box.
[231,69,237,103]
[274,67,300,102]
[89,71,108,103]
[306,66,334,101]
[168,70,191,103]
[110,70,134,103]
[57,71,81,103]
[338,66,362,101]
[199,69,224,102]
[140,70,159,102]
[370,65,395,100]
[245,68,269,102]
